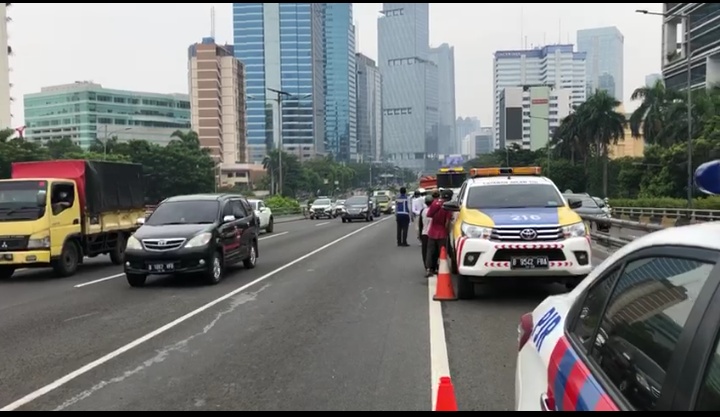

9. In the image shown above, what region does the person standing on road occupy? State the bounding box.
[417,195,434,268]
[425,190,453,277]
[395,187,411,247]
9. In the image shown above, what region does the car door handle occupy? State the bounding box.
[540,393,554,411]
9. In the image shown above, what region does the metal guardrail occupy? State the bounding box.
[580,214,665,250]
[612,207,720,225]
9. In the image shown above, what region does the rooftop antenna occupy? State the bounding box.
[210,6,216,39]
[520,5,524,49]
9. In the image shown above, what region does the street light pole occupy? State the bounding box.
[636,9,696,208]
[101,126,131,160]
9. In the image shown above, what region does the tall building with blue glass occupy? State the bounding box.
[232,3,325,164]
[323,3,357,162]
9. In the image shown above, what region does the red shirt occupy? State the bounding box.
[426,199,452,240]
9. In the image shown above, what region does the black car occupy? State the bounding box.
[341,195,374,223]
[564,193,611,232]
[123,194,260,287]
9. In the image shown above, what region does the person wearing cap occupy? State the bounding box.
[411,188,426,219]
[417,194,434,270]
[394,187,411,247]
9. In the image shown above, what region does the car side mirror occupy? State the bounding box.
[568,198,583,209]
[136,217,145,225]
[260,207,268,212]
[222,215,235,223]
[443,201,460,212]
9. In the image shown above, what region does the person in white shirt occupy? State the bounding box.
[411,188,426,219]
[417,195,434,270]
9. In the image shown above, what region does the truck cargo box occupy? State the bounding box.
[11,160,145,214]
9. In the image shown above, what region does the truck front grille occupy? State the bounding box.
[0,236,29,252]
[491,225,562,241]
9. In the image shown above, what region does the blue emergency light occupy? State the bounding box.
[695,160,720,195]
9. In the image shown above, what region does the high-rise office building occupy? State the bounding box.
[429,43,457,156]
[577,26,624,100]
[232,3,325,163]
[378,3,439,171]
[456,116,480,151]
[0,4,11,129]
[662,3,720,90]
[356,53,383,163]
[188,38,247,165]
[23,82,190,148]
[323,3,357,162]
[493,45,586,149]
[498,85,572,151]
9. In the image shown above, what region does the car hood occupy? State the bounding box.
[311,205,331,209]
[348,205,367,209]
[134,224,214,239]
[573,207,605,215]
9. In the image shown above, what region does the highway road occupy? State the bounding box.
[0,217,613,411]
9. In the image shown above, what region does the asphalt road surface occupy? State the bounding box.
[0,217,612,411]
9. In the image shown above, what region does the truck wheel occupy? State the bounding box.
[126,273,147,287]
[110,233,126,265]
[204,251,224,285]
[0,266,15,280]
[52,241,80,277]
[266,217,274,233]
[243,241,257,269]
[456,275,475,300]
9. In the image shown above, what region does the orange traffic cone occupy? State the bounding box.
[435,376,459,411]
[433,246,457,301]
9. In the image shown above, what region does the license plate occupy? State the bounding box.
[149,262,174,272]
[511,257,549,269]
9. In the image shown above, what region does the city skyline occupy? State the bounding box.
[6,3,663,128]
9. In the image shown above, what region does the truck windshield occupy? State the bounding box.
[146,201,219,226]
[0,181,47,222]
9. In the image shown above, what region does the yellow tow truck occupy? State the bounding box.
[0,160,146,280]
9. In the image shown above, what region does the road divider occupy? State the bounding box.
[0,217,391,411]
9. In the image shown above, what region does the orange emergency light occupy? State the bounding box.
[469,166,542,178]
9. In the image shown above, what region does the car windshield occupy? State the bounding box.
[376,195,390,203]
[146,201,219,226]
[592,197,605,207]
[248,201,259,210]
[466,184,564,209]
[0,180,47,222]
[314,199,331,206]
[346,196,367,205]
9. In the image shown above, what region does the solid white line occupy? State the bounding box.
[0,216,390,411]
[428,276,452,411]
[258,231,288,241]
[73,274,124,288]
[315,222,329,227]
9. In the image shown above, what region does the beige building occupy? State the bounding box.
[188,38,247,167]
[609,104,645,159]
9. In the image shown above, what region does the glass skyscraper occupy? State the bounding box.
[576,26,624,100]
[323,3,357,162]
[232,3,325,164]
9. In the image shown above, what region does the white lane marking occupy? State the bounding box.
[63,312,99,323]
[315,222,329,227]
[0,216,390,411]
[74,274,124,288]
[74,232,293,289]
[428,276,451,411]
[258,231,288,241]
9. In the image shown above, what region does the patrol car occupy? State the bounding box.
[442,167,592,299]
[516,222,720,411]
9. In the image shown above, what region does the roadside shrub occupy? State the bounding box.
[610,196,720,210]
[264,195,301,214]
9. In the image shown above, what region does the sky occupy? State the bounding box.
[8,3,662,128]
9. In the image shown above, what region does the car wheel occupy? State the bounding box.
[243,241,258,269]
[0,266,15,280]
[109,233,126,265]
[52,240,80,277]
[266,217,274,233]
[204,251,224,285]
[126,273,147,287]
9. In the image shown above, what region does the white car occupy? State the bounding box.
[444,169,593,299]
[248,199,274,233]
[309,198,333,219]
[515,222,720,411]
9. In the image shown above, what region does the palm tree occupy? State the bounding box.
[628,80,681,146]
[170,130,200,148]
[551,111,591,165]
[578,90,626,197]
[0,128,14,143]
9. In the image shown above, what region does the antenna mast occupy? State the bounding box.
[210,6,216,39]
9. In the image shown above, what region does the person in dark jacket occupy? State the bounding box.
[425,189,453,277]
[395,187,411,247]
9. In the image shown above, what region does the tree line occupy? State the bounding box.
[464,83,720,209]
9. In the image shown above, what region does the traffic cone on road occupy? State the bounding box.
[433,246,457,301]
[435,376,459,411]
